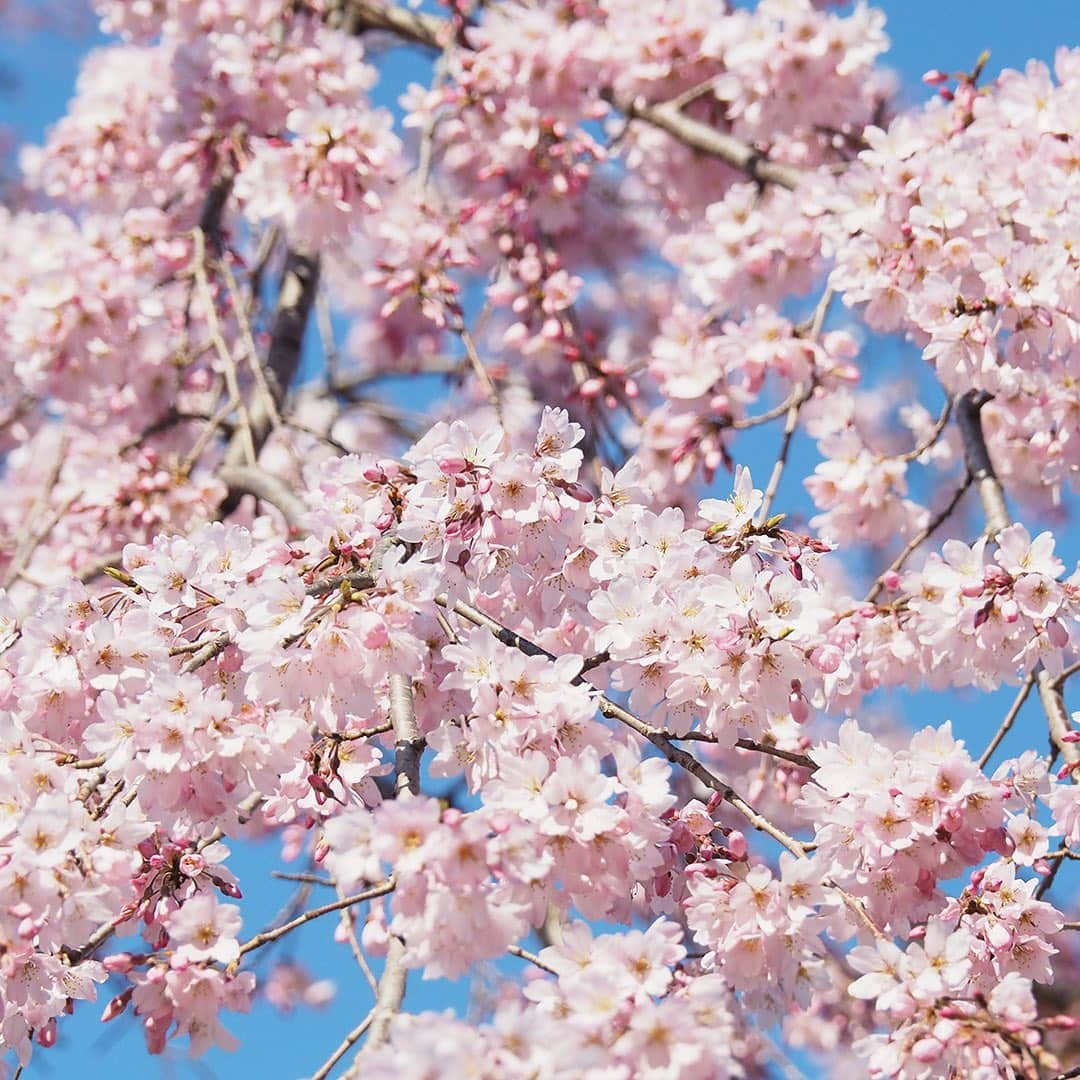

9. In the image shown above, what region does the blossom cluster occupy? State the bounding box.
[1,0,1080,1077]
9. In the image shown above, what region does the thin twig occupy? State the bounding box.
[236,879,395,957]
[3,429,70,588]
[977,671,1037,770]
[179,632,231,675]
[864,473,972,604]
[191,228,258,466]
[756,289,832,521]
[878,398,952,465]
[311,1012,376,1080]
[217,255,284,437]
[507,944,557,975]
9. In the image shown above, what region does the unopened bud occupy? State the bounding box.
[102,989,134,1023]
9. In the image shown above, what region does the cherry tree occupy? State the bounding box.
[2,1,1079,1077]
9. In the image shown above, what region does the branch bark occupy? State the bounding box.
[217,464,307,531]
[953,390,1079,773]
[222,247,320,468]
[343,673,422,1072]
[335,0,803,190]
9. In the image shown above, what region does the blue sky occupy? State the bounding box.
[2,3,1077,1078]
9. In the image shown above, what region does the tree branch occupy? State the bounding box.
[222,247,320,468]
[334,0,803,190]
[610,95,803,190]
[217,464,307,531]
[236,878,395,957]
[342,673,423,1072]
[953,390,1079,775]
[955,390,1010,540]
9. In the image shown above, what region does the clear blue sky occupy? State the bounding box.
[1,3,1076,1078]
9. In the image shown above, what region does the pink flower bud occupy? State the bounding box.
[922,69,949,85]
[726,831,748,860]
[911,1037,942,1063]
[438,456,468,475]
[37,1018,57,1048]
[789,692,809,724]
[562,481,594,503]
[1000,598,1019,623]
[103,953,134,974]
[102,989,133,1022]
[1045,1014,1079,1030]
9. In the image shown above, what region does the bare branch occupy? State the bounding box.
[955,390,1010,539]
[236,878,395,957]
[217,464,307,530]
[335,0,803,190]
[953,391,1079,780]
[977,671,1037,770]
[222,247,320,469]
[864,473,972,603]
[610,95,802,190]
[311,1011,376,1080]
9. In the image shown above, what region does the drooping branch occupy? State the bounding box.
[334,0,804,190]
[953,390,1079,774]
[222,247,320,468]
[610,95,803,190]
[217,464,307,531]
[236,878,395,957]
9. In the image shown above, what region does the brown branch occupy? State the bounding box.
[611,95,802,190]
[953,391,1079,781]
[311,1011,376,1080]
[352,673,422,1060]
[977,671,1037,770]
[217,464,307,530]
[955,390,1010,539]
[335,0,803,190]
[864,473,972,603]
[236,878,395,957]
